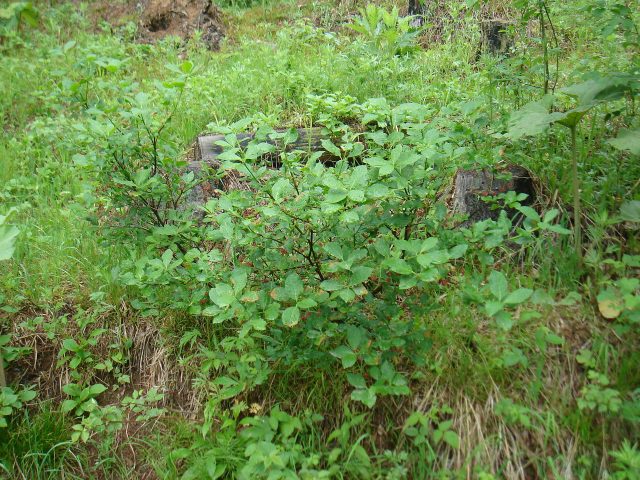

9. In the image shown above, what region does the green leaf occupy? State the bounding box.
[561,76,634,105]
[501,348,528,367]
[296,297,317,309]
[346,325,366,350]
[448,244,468,259]
[209,283,235,308]
[272,178,293,203]
[230,268,248,294]
[506,96,555,140]
[351,388,376,408]
[488,271,509,301]
[620,200,640,223]
[346,373,367,389]
[347,189,365,202]
[62,338,79,351]
[323,242,343,260]
[443,430,460,449]
[0,225,19,261]
[386,258,413,275]
[331,345,357,368]
[495,311,514,331]
[282,306,301,327]
[350,266,373,285]
[325,189,348,203]
[18,389,36,402]
[608,129,640,156]
[503,288,533,305]
[320,279,343,291]
[87,384,107,397]
[420,237,439,252]
[285,272,304,300]
[484,300,504,317]
[180,60,194,73]
[61,399,77,413]
[416,250,449,267]
[365,156,394,176]
[321,139,341,157]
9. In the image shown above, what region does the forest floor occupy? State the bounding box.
[0,0,639,479]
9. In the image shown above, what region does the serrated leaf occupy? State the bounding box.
[506,96,555,140]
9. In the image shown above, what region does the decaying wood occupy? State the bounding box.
[480,19,514,55]
[187,128,536,227]
[451,165,536,226]
[197,127,325,164]
[187,127,327,206]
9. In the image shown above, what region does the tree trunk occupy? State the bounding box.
[407,0,428,27]
[480,20,513,55]
[0,357,5,388]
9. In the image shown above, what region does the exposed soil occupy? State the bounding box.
[90,0,225,50]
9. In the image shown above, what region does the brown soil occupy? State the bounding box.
[90,0,225,50]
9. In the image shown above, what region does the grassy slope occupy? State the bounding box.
[0,1,639,479]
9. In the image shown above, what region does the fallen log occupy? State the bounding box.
[187,127,327,205]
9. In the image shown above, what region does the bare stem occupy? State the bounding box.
[571,126,582,267]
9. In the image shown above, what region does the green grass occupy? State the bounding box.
[0,0,638,478]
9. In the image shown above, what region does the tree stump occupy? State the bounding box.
[480,19,513,55]
[407,0,429,27]
[451,165,535,226]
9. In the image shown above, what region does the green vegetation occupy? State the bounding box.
[0,0,639,478]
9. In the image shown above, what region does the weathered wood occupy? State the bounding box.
[480,19,513,56]
[187,127,328,206]
[407,0,429,27]
[451,165,535,225]
[197,127,326,164]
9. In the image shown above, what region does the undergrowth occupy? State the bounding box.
[0,0,639,479]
